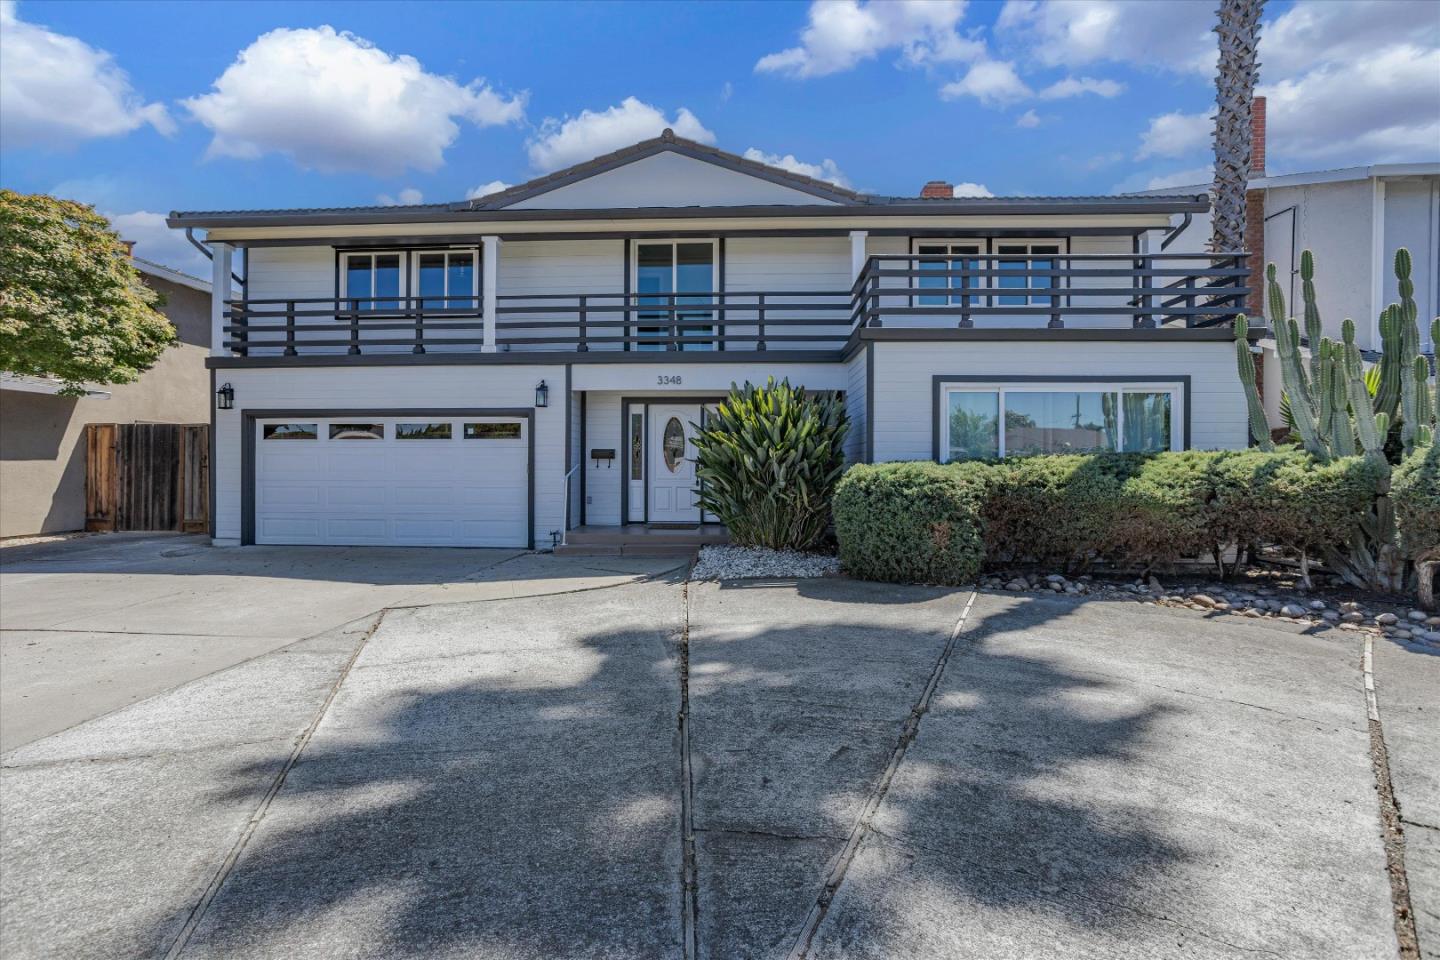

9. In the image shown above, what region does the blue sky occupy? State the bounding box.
[2,0,1437,274]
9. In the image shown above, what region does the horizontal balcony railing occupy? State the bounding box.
[852,252,1250,329]
[494,290,856,352]
[220,253,1250,357]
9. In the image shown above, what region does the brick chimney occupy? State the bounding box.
[121,240,136,257]
[1249,96,1266,178]
[920,180,954,199]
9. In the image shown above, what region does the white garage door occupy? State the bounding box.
[254,416,528,547]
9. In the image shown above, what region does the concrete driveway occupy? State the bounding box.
[0,534,677,750]
[1,564,1431,959]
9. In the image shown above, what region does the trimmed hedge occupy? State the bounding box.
[1393,445,1440,560]
[833,449,1382,582]
[833,462,986,585]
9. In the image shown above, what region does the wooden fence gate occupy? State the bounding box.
[85,423,209,532]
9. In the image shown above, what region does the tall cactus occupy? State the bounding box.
[1232,246,1436,593]
[1233,315,1273,449]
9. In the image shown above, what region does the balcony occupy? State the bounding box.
[220,253,1249,358]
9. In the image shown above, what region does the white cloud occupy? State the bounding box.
[1015,109,1041,129]
[939,59,1031,107]
[1037,75,1123,100]
[1255,2,1440,167]
[1144,167,1213,191]
[527,97,714,172]
[108,211,210,276]
[720,81,734,102]
[182,26,524,175]
[466,180,511,200]
[742,148,849,187]
[376,188,424,206]
[997,0,1215,76]
[952,182,994,197]
[0,0,173,148]
[1136,111,1211,160]
[756,0,981,78]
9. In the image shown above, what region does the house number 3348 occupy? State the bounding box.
[657,375,683,386]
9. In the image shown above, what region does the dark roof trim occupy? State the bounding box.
[464,129,865,209]
[170,195,1205,230]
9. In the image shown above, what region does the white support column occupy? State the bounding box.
[209,241,232,357]
[482,235,501,353]
[849,230,868,279]
[1368,178,1386,351]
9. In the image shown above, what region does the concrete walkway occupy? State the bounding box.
[0,534,678,750]
[0,572,1423,959]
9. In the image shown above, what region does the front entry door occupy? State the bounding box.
[648,404,702,524]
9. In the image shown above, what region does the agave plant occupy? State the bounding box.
[692,378,849,551]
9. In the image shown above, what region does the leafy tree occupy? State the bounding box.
[0,190,175,396]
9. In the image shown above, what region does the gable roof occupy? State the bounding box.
[464,128,866,209]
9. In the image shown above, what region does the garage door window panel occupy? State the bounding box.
[329,423,385,440]
[464,422,523,439]
[263,423,318,440]
[396,422,453,440]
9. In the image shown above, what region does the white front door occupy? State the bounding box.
[648,404,702,524]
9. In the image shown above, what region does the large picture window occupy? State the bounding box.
[943,383,1178,461]
[415,251,477,311]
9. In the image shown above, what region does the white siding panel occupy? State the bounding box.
[722,237,852,349]
[213,365,566,546]
[498,240,623,352]
[509,152,839,209]
[1066,235,1135,329]
[583,393,624,526]
[869,341,1247,461]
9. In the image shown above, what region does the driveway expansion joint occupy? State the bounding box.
[677,576,700,960]
[1362,633,1422,960]
[785,588,980,960]
[160,609,387,960]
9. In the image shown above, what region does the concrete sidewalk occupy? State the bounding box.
[0,574,1416,959]
[0,534,679,749]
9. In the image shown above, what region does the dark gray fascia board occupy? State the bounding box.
[857,326,1250,343]
[169,196,1209,230]
[463,134,865,209]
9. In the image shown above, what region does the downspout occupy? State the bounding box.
[186,228,245,289]
[1159,212,1192,251]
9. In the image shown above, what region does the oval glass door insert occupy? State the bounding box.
[662,417,685,472]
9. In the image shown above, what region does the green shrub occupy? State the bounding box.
[832,449,1382,583]
[692,378,848,550]
[1393,445,1440,560]
[833,462,986,584]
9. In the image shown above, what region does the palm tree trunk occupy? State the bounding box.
[1210,0,1264,253]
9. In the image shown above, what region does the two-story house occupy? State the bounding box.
[169,131,1252,550]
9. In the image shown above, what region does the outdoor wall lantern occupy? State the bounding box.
[534,380,549,408]
[216,382,234,410]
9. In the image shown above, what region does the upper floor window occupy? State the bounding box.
[996,242,1063,306]
[915,241,982,306]
[342,252,403,311]
[634,240,715,352]
[417,250,477,311]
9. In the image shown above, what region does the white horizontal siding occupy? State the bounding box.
[213,364,567,546]
[716,238,853,350]
[498,240,624,352]
[869,340,1247,461]
[583,392,625,526]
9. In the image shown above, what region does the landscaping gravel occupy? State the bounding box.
[690,544,839,581]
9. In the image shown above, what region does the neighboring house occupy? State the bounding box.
[168,130,1251,550]
[0,257,211,538]
[1142,98,1439,426]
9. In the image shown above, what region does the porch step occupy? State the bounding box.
[554,543,701,558]
[555,523,729,559]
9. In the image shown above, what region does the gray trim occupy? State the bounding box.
[206,350,843,369]
[929,375,1193,461]
[230,225,1161,249]
[208,368,217,539]
[864,342,875,463]
[563,365,573,531]
[240,407,535,548]
[860,327,1245,343]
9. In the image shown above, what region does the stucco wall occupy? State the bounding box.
[0,274,212,537]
